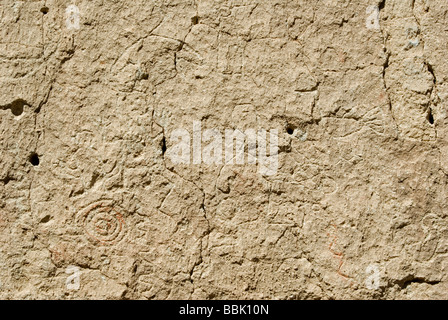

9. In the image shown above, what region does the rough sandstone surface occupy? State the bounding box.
[0,0,447,299]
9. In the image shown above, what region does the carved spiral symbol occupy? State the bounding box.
[78,201,126,245]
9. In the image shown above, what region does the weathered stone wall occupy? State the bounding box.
[0,0,447,299]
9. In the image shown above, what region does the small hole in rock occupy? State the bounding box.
[40,215,51,223]
[286,126,295,135]
[10,99,27,116]
[191,16,199,25]
[40,6,49,14]
[29,153,40,166]
[427,109,434,125]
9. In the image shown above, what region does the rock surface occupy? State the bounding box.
[0,0,447,299]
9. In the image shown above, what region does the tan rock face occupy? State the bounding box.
[0,0,447,300]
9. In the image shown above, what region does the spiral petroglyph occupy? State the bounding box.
[77,201,126,246]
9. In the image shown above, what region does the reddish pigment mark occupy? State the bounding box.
[326,224,354,287]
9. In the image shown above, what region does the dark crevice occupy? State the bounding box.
[36,85,54,114]
[295,82,320,93]
[40,215,51,223]
[382,52,390,79]
[379,0,386,11]
[174,52,177,71]
[427,108,434,124]
[279,145,292,154]
[426,62,437,85]
[40,6,49,14]
[89,171,100,188]
[177,40,185,52]
[399,277,440,289]
[1,176,14,185]
[161,136,167,155]
[69,188,85,198]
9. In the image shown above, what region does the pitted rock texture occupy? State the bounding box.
[0,0,447,299]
